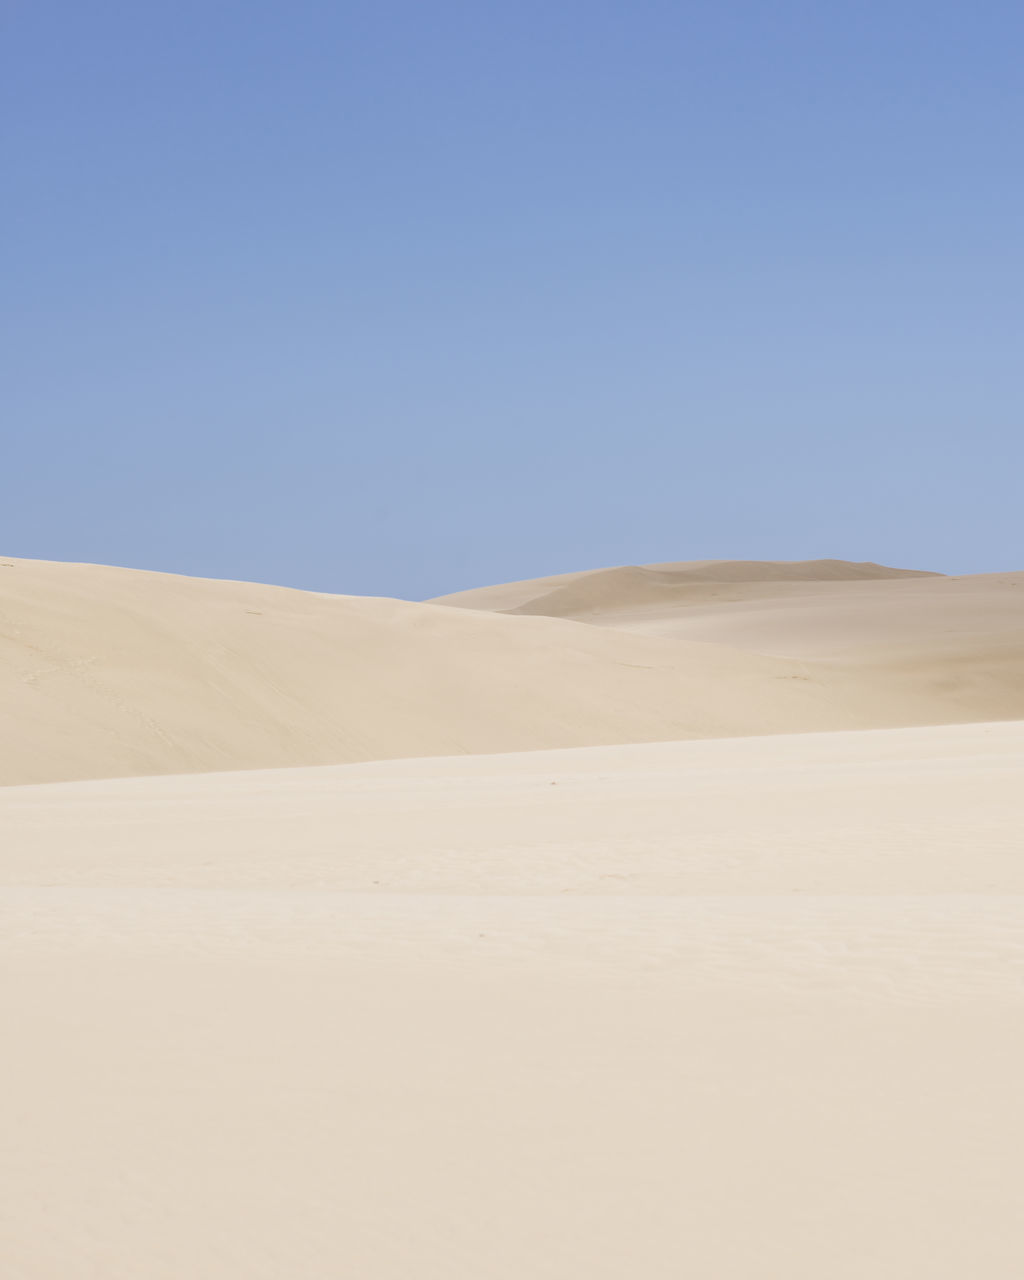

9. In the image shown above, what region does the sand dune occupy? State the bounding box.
[432,557,1024,660]
[3,721,1023,1277]
[431,556,941,614]
[0,554,833,785]
[5,555,1023,1273]
[3,555,1024,785]
[435,557,1024,722]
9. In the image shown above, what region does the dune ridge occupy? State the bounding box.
[431,557,940,614]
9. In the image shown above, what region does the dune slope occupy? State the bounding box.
[0,554,1012,787]
[0,555,826,784]
[434,558,1024,721]
[3,721,1023,1278]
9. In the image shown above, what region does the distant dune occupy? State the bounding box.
[435,557,1024,715]
[431,557,940,613]
[2,554,1023,785]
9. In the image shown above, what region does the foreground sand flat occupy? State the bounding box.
[3,721,1023,1278]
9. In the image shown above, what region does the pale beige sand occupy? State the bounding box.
[3,719,1022,894]
[3,555,1024,786]
[2,721,1023,1277]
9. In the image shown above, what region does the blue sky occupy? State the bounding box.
[4,1,1021,597]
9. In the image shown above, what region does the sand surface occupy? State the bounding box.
[3,555,1024,785]
[4,556,1023,1275]
[3,720,1024,1277]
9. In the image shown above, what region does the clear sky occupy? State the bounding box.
[4,1,1021,598]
